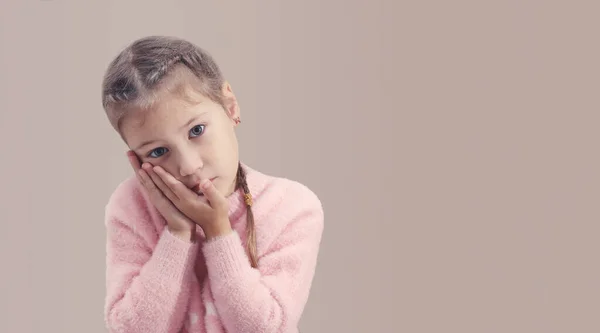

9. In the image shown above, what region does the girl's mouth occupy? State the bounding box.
[191,184,201,193]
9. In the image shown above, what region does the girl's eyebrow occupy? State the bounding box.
[133,140,157,151]
[179,111,208,131]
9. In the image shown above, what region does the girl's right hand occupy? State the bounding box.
[126,150,196,242]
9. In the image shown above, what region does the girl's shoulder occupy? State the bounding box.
[245,165,325,248]
[105,175,147,211]
[244,164,324,221]
[103,175,160,229]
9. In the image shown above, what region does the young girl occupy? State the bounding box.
[100,35,324,333]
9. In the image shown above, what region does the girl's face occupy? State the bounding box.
[120,85,240,198]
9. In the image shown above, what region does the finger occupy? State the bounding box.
[137,168,166,201]
[199,178,227,210]
[142,163,180,203]
[138,169,191,224]
[152,165,196,201]
[126,150,142,171]
[129,152,146,189]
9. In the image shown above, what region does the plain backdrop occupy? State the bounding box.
[1,1,599,332]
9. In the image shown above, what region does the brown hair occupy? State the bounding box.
[101,35,258,268]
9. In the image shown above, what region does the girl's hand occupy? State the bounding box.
[145,164,233,240]
[126,151,196,241]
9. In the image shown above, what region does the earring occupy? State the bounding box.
[234,117,241,125]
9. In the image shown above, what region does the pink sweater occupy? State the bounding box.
[103,163,324,333]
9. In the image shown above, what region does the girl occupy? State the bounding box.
[100,35,324,333]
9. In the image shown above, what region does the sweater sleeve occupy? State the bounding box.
[104,201,199,333]
[202,184,325,333]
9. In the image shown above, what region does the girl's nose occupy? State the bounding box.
[178,152,203,177]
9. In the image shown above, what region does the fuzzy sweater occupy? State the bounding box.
[103,163,324,333]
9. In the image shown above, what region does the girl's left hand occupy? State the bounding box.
[141,163,233,239]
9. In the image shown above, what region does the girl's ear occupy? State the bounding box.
[221,81,240,120]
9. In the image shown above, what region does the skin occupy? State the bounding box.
[120,82,241,242]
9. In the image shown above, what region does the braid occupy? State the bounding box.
[235,162,258,268]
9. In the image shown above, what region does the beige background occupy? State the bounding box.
[1,1,599,332]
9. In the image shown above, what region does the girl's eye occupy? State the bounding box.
[145,125,204,159]
[190,124,205,137]
[148,147,168,158]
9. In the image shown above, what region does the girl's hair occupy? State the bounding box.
[101,35,258,268]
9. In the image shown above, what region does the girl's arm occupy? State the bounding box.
[203,183,325,333]
[103,194,199,333]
